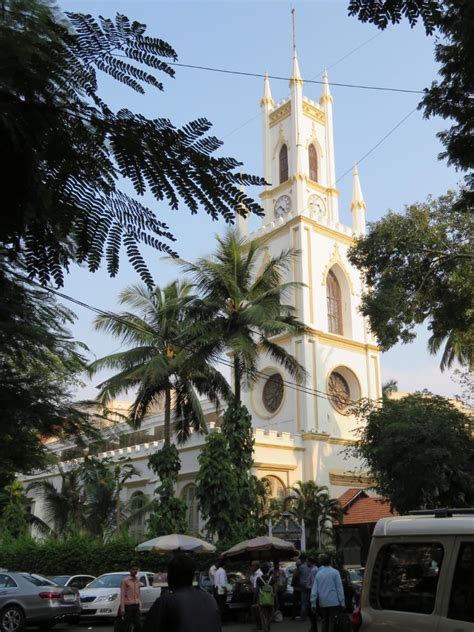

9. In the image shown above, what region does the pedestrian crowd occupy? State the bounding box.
[117,552,350,632]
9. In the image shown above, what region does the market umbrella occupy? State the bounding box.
[222,536,298,561]
[136,534,216,554]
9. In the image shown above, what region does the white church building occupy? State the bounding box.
[25,51,382,536]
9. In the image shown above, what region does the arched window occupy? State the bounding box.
[129,491,147,539]
[327,270,343,335]
[279,145,288,184]
[308,144,318,182]
[181,484,199,534]
[264,476,286,500]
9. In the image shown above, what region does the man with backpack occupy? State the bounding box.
[256,563,275,632]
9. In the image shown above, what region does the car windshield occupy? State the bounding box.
[51,576,69,586]
[21,574,59,587]
[87,574,126,589]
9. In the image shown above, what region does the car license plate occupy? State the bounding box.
[63,594,75,602]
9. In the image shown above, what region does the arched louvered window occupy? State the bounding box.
[181,484,199,534]
[308,144,318,182]
[129,491,147,539]
[327,270,343,335]
[279,145,288,184]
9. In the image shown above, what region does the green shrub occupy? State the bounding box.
[0,535,173,575]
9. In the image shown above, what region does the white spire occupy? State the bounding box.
[289,48,303,87]
[351,164,366,235]
[289,8,303,87]
[320,69,332,103]
[260,72,274,108]
[351,164,366,210]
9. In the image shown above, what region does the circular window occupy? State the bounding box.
[262,373,284,413]
[328,371,351,413]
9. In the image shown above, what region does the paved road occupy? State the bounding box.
[53,618,314,632]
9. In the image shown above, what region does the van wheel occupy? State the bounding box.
[1,606,25,632]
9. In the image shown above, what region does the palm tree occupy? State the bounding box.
[27,468,87,537]
[178,229,307,401]
[88,281,230,444]
[27,459,150,541]
[285,480,343,548]
[81,456,139,538]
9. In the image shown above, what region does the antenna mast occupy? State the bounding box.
[291,7,296,54]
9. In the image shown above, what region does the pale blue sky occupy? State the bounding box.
[57,0,462,400]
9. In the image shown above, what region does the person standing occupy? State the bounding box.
[209,562,217,587]
[290,559,301,620]
[310,554,345,632]
[306,557,319,632]
[271,560,287,613]
[298,554,311,622]
[119,562,142,632]
[213,558,228,621]
[256,563,275,632]
[143,554,221,632]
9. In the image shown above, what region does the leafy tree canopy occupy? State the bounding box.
[0,257,95,481]
[349,191,473,370]
[1,0,263,287]
[350,392,474,514]
[178,229,306,401]
[348,1,474,195]
[147,444,188,537]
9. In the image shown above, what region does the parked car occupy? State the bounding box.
[341,565,364,608]
[79,572,161,619]
[50,575,96,591]
[0,571,81,632]
[353,509,474,631]
[197,571,252,617]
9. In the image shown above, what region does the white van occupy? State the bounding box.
[353,509,474,631]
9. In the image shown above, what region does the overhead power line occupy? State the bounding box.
[35,282,378,409]
[170,62,424,95]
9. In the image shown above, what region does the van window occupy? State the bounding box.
[448,542,474,622]
[370,542,443,614]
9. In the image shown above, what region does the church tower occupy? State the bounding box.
[241,53,382,488]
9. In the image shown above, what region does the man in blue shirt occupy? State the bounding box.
[310,554,345,632]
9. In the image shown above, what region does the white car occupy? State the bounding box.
[79,572,161,619]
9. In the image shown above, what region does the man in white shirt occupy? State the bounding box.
[250,561,263,589]
[209,562,217,584]
[213,559,228,620]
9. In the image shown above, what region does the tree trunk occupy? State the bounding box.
[233,354,241,402]
[164,385,171,444]
[115,469,121,531]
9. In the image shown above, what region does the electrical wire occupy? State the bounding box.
[35,282,377,408]
[170,62,424,95]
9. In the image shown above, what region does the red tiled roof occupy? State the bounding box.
[338,488,366,508]
[342,496,397,525]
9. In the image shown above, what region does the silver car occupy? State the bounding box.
[0,571,81,632]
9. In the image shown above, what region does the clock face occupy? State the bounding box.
[328,371,350,413]
[308,194,325,216]
[262,373,284,413]
[274,195,291,218]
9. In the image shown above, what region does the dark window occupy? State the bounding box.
[279,145,288,183]
[370,542,444,614]
[0,575,17,588]
[327,270,342,335]
[139,575,146,587]
[147,573,155,586]
[309,144,318,181]
[448,542,474,622]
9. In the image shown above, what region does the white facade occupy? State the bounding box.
[240,52,381,489]
[25,53,381,535]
